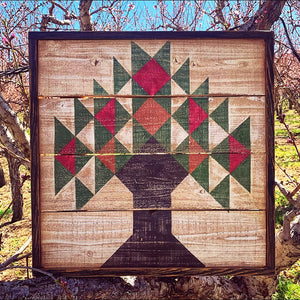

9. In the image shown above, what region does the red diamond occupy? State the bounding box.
[189,137,208,173]
[133,58,170,95]
[97,138,115,173]
[134,98,170,135]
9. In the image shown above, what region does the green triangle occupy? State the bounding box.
[154,117,171,152]
[94,122,113,153]
[210,98,228,132]
[55,159,74,195]
[132,80,149,96]
[191,119,209,152]
[153,41,170,75]
[212,136,229,153]
[231,117,251,150]
[93,79,108,96]
[115,100,131,134]
[211,137,230,172]
[75,178,93,209]
[75,137,92,154]
[155,80,171,96]
[133,118,152,153]
[231,156,251,192]
[95,157,114,193]
[115,137,132,171]
[75,137,92,173]
[94,97,111,115]
[132,97,148,114]
[54,117,74,154]
[131,42,151,75]
[173,154,189,172]
[175,137,189,153]
[75,155,92,174]
[172,98,189,132]
[74,98,93,135]
[115,137,129,153]
[193,78,209,95]
[191,156,209,192]
[115,154,132,173]
[192,97,209,114]
[172,58,190,94]
[211,175,230,208]
[113,57,131,94]
[211,153,230,173]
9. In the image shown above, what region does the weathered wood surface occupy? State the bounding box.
[40,210,265,269]
[37,39,265,97]
[39,154,266,211]
[32,34,273,274]
[38,96,265,154]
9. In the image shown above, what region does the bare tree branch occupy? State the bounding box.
[0,65,28,78]
[279,17,300,63]
[40,15,71,31]
[238,0,286,31]
[0,124,30,168]
[0,236,31,270]
[275,178,300,210]
[0,93,30,161]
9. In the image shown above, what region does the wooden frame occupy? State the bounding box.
[29,31,275,276]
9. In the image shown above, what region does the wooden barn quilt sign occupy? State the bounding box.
[29,31,275,276]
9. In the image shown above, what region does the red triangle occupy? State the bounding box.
[95,98,115,135]
[97,155,115,173]
[229,135,250,173]
[189,137,208,173]
[98,138,115,154]
[59,137,75,154]
[56,155,76,175]
[97,138,115,173]
[56,138,76,175]
[189,97,208,134]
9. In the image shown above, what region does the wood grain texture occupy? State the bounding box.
[47,267,275,277]
[41,211,133,269]
[37,39,265,97]
[38,96,265,155]
[265,34,275,269]
[172,210,266,267]
[39,152,265,211]
[29,37,41,270]
[30,31,274,275]
[40,210,265,269]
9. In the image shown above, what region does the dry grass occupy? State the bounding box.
[0,156,32,280]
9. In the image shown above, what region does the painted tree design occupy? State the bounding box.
[54,41,251,267]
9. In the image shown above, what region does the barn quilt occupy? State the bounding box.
[32,33,274,274]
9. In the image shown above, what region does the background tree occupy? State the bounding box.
[0,0,299,298]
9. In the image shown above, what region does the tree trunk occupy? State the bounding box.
[79,0,93,31]
[238,0,286,31]
[6,154,23,222]
[0,93,30,162]
[0,163,5,188]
